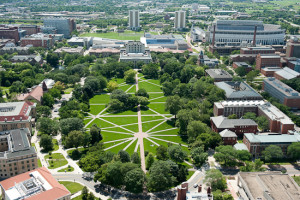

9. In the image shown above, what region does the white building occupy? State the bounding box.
[191,26,206,42]
[174,11,186,30]
[207,20,285,45]
[129,10,140,31]
[119,41,152,66]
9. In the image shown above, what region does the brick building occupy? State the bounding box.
[263,78,300,109]
[243,132,300,158]
[240,46,275,54]
[0,26,19,43]
[256,54,281,70]
[0,128,37,179]
[260,67,281,77]
[205,69,233,82]
[19,25,40,36]
[0,101,36,133]
[286,37,300,58]
[0,167,71,200]
[219,129,237,145]
[210,116,258,137]
[230,54,256,64]
[274,67,300,80]
[213,100,295,134]
[232,62,253,73]
[20,35,53,48]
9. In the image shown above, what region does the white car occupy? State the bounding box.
[193,183,198,188]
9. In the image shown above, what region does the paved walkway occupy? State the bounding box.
[136,72,146,172]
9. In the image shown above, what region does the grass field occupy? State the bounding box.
[59,181,84,194]
[80,31,158,40]
[58,166,74,172]
[45,153,68,169]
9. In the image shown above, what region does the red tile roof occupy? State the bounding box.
[0,167,71,200]
[17,86,43,102]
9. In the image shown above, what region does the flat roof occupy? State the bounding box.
[211,116,257,128]
[0,101,36,122]
[239,172,300,200]
[258,102,294,124]
[275,67,300,80]
[205,69,233,79]
[245,132,300,143]
[264,78,300,97]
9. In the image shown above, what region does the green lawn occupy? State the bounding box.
[87,118,114,128]
[83,118,92,125]
[139,81,162,92]
[102,126,134,134]
[141,116,164,122]
[58,166,74,172]
[101,131,132,142]
[106,140,132,154]
[37,159,42,167]
[187,171,195,180]
[144,138,159,155]
[121,123,139,133]
[102,116,138,125]
[89,94,110,104]
[89,105,106,115]
[142,120,164,132]
[52,139,59,151]
[148,103,168,114]
[59,181,84,194]
[80,31,157,40]
[293,176,300,186]
[125,139,138,155]
[105,108,138,115]
[149,128,179,135]
[152,135,188,146]
[149,120,175,133]
[67,148,89,160]
[119,84,133,92]
[45,153,68,169]
[127,85,137,93]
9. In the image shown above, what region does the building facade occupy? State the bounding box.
[286,37,300,58]
[263,78,300,109]
[0,26,19,43]
[43,18,76,38]
[119,41,152,66]
[129,10,140,31]
[0,102,36,133]
[256,54,281,70]
[174,11,186,30]
[232,62,253,73]
[19,25,40,36]
[0,128,37,179]
[274,67,300,80]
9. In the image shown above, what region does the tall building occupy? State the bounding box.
[0,128,37,179]
[263,78,300,109]
[43,18,76,38]
[120,41,152,66]
[174,11,186,30]
[0,167,71,200]
[0,26,19,43]
[129,10,140,31]
[286,37,300,58]
[207,20,285,45]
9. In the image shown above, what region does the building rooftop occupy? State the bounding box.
[258,102,294,124]
[238,172,300,200]
[205,69,233,79]
[54,46,84,54]
[234,143,248,151]
[214,100,265,109]
[215,81,263,99]
[0,167,71,200]
[10,55,42,63]
[275,67,300,80]
[233,62,252,68]
[0,101,36,122]
[261,67,281,72]
[245,132,300,143]
[259,54,281,59]
[219,129,237,137]
[0,128,35,159]
[264,78,300,97]
[211,116,257,129]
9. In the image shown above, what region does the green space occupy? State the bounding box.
[58,166,74,172]
[105,108,138,115]
[144,138,159,154]
[101,131,132,142]
[102,116,138,125]
[86,118,113,128]
[89,94,110,104]
[149,128,179,135]
[83,118,92,125]
[45,153,68,169]
[293,176,300,186]
[139,81,162,92]
[58,181,84,194]
[152,135,188,146]
[187,171,195,180]
[38,159,42,167]
[142,119,164,132]
[119,84,133,92]
[125,139,138,155]
[141,116,164,122]
[52,139,59,151]
[80,31,158,40]
[89,105,106,115]
[121,123,139,133]
[148,103,168,114]
[148,120,175,133]
[106,140,132,154]
[102,126,133,134]
[67,148,89,160]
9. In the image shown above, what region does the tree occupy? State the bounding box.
[36,106,51,119]
[204,169,227,191]
[124,69,136,83]
[246,71,257,81]
[107,80,118,92]
[135,88,149,98]
[235,67,247,77]
[187,121,209,143]
[37,118,59,135]
[287,143,300,161]
[191,146,208,168]
[165,95,183,118]
[131,152,141,165]
[142,63,159,79]
[60,118,84,135]
[147,160,175,192]
[108,99,124,112]
[40,134,53,151]
[214,146,238,167]
[42,93,55,108]
[49,88,62,99]
[262,145,283,162]
[256,116,269,131]
[82,186,89,200]
[118,150,130,163]
[243,112,257,121]
[228,114,237,119]
[236,150,252,161]
[64,131,85,148]
[156,145,168,160]
[137,96,149,107]
[90,124,102,144]
[46,53,59,67]
[124,168,145,193]
[168,145,187,163]
[87,193,95,200]
[146,152,155,169]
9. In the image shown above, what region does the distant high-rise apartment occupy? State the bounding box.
[43,18,76,38]
[129,10,140,31]
[174,11,186,30]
